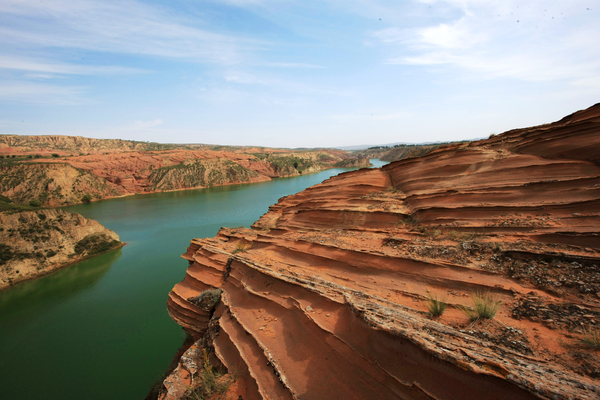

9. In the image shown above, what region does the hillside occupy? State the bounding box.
[0,162,125,206]
[0,134,202,156]
[357,142,464,162]
[0,139,369,206]
[160,104,600,399]
[0,208,122,290]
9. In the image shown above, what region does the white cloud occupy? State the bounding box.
[416,19,486,49]
[0,56,145,75]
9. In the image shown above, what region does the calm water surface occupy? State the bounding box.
[0,160,387,399]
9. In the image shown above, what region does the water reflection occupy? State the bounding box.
[0,249,122,319]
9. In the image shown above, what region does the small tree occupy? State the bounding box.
[51,153,60,158]
[82,194,93,203]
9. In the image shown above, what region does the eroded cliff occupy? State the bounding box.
[0,208,122,290]
[162,103,600,400]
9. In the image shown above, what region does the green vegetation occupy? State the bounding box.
[188,288,222,311]
[578,327,600,349]
[267,155,316,175]
[426,292,447,318]
[184,349,234,400]
[81,194,93,203]
[74,233,121,256]
[0,195,34,212]
[459,292,502,321]
[28,199,41,208]
[51,153,60,158]
[148,159,259,191]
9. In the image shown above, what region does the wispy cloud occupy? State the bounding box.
[0,0,257,64]
[260,62,326,69]
[0,56,145,75]
[373,0,600,86]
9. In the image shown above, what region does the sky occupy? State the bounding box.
[0,0,598,148]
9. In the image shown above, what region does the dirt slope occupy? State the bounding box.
[161,103,600,399]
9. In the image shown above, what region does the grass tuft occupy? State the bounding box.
[426,292,447,318]
[578,327,600,349]
[184,349,235,400]
[232,242,251,254]
[459,291,502,322]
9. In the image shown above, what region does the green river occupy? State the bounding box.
[0,160,387,399]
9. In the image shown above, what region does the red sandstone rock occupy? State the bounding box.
[164,104,600,399]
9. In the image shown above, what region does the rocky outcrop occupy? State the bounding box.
[0,208,122,290]
[163,104,600,399]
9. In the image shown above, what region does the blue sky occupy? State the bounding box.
[0,0,598,148]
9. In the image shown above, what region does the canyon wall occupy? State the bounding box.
[162,104,600,399]
[0,208,122,290]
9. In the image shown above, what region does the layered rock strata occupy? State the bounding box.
[0,209,122,290]
[164,104,600,399]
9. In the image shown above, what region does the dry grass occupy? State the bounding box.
[426,292,447,318]
[578,327,600,349]
[459,292,502,322]
[232,242,251,254]
[185,349,235,400]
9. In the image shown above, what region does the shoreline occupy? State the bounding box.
[0,242,126,292]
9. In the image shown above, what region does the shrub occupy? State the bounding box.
[81,194,93,203]
[0,244,14,265]
[51,153,60,158]
[188,288,222,311]
[459,292,502,321]
[578,327,600,349]
[74,234,120,256]
[28,199,41,207]
[184,349,233,400]
[426,292,447,318]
